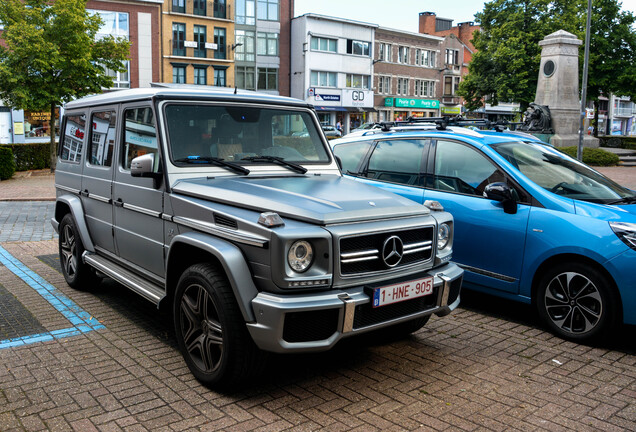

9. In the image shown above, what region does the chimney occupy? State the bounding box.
[419,12,436,34]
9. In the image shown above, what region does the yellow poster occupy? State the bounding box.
[13,122,24,135]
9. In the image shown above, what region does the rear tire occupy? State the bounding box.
[58,214,99,290]
[173,263,265,389]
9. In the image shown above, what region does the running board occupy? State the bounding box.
[83,253,164,306]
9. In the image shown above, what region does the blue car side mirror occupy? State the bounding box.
[484,182,517,215]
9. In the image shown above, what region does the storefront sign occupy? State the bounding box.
[393,98,440,109]
[441,106,462,115]
[184,41,198,48]
[342,90,373,108]
[315,93,340,102]
[384,98,394,107]
[204,42,218,50]
[28,112,51,121]
[13,122,24,135]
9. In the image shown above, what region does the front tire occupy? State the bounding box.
[173,263,264,389]
[58,214,98,289]
[536,262,619,342]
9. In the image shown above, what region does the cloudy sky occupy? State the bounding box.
[294,0,636,33]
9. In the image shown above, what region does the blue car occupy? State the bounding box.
[332,122,636,342]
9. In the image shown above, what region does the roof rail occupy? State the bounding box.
[378,116,510,132]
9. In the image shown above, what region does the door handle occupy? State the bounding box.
[80,189,89,197]
[114,198,124,207]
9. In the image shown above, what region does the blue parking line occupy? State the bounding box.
[0,245,104,349]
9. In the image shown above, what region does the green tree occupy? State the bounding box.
[458,0,636,123]
[585,0,636,135]
[0,0,131,169]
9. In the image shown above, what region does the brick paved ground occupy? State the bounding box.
[0,168,634,431]
[0,240,634,431]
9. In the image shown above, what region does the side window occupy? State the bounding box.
[123,107,158,171]
[333,142,371,173]
[60,114,86,163]
[89,110,116,167]
[431,140,506,196]
[365,139,426,185]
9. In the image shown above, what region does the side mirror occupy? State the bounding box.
[131,154,162,187]
[131,154,157,177]
[484,182,517,214]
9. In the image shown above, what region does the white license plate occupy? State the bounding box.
[372,276,434,308]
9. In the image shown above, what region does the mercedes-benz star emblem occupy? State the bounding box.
[382,235,404,267]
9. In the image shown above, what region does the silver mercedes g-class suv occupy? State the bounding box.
[52,87,463,388]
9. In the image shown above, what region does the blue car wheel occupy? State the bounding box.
[536,262,619,341]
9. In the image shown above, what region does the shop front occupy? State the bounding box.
[384,97,440,121]
[310,88,374,134]
[24,109,60,142]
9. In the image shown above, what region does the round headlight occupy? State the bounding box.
[288,240,314,272]
[438,223,451,250]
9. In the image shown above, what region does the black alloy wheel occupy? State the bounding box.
[174,263,265,389]
[58,214,97,289]
[537,262,618,342]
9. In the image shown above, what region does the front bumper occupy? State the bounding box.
[246,262,463,353]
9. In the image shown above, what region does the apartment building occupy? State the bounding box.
[162,0,236,87]
[373,27,443,121]
[291,14,377,133]
[233,0,293,96]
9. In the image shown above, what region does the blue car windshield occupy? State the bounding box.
[492,141,634,203]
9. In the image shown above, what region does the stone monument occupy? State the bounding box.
[534,30,598,147]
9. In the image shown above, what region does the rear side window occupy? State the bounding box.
[332,141,371,173]
[365,139,427,185]
[123,107,158,171]
[89,110,117,167]
[60,114,86,163]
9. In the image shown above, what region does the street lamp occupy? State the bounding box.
[577,0,592,161]
[229,42,243,60]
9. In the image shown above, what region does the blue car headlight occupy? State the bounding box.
[610,222,636,251]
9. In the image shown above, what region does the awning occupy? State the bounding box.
[315,106,347,112]
[346,107,377,113]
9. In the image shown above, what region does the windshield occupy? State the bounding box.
[493,141,634,203]
[165,104,330,166]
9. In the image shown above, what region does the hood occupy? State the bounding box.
[574,200,636,221]
[171,175,429,225]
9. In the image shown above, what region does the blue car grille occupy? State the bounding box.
[339,227,434,275]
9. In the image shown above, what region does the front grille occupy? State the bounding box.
[339,227,434,275]
[353,287,438,329]
[283,308,339,343]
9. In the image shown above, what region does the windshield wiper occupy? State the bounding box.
[240,155,307,174]
[174,156,250,175]
[606,195,636,205]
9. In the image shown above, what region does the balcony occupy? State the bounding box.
[441,96,461,105]
[170,1,231,20]
[615,106,636,117]
[169,41,227,60]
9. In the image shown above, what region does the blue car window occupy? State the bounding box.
[333,141,372,173]
[432,140,506,196]
[493,141,635,203]
[365,139,426,185]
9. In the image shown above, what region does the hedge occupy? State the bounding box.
[0,146,16,180]
[0,143,51,171]
[558,146,620,166]
[598,135,636,150]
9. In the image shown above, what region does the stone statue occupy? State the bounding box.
[519,103,554,134]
